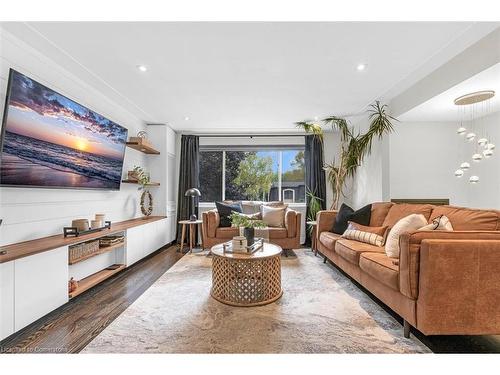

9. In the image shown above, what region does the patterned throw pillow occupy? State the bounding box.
[418,215,453,231]
[342,222,387,247]
[347,221,388,237]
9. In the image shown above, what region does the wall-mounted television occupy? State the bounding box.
[0,69,128,190]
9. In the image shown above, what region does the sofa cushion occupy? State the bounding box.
[370,202,394,227]
[382,203,434,228]
[267,228,288,239]
[319,232,342,249]
[216,201,243,227]
[429,205,500,231]
[215,227,288,240]
[359,252,399,291]
[335,238,385,265]
[215,227,240,238]
[333,203,372,234]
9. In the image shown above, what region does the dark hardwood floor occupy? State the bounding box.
[1,245,498,354]
[0,244,184,354]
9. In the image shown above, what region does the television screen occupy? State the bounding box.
[0,69,128,190]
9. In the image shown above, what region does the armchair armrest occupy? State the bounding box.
[399,230,500,300]
[285,209,300,238]
[202,209,219,238]
[417,239,500,335]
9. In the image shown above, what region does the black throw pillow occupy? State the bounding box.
[332,203,372,234]
[215,201,243,227]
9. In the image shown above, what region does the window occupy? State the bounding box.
[281,150,305,203]
[199,151,223,202]
[199,147,305,203]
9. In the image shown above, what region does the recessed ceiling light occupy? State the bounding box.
[184,116,190,121]
[357,63,367,71]
[137,65,148,72]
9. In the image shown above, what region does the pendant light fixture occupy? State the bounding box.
[454,90,495,183]
[469,175,480,184]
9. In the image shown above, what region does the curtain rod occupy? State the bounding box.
[195,134,307,138]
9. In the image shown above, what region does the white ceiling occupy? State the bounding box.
[399,62,500,122]
[1,22,498,132]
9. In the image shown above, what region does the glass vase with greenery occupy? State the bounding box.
[229,212,266,246]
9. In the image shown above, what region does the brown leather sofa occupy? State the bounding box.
[316,202,500,337]
[202,206,301,255]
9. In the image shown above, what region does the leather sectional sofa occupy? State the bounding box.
[316,202,500,337]
[202,202,301,255]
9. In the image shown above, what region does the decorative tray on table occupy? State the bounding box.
[222,238,264,254]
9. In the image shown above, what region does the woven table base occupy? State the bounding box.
[211,253,282,307]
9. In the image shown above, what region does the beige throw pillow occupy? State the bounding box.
[385,214,428,258]
[262,205,286,228]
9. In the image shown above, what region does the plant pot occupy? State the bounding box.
[128,170,139,181]
[243,227,255,246]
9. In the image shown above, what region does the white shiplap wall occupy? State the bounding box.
[0,28,148,245]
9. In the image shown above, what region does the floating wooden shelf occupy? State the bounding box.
[68,241,126,265]
[126,138,160,155]
[121,180,160,186]
[69,264,126,298]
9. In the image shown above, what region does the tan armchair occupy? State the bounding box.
[202,208,302,256]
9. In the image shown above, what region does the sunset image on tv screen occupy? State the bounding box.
[0,70,128,189]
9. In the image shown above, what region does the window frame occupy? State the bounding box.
[199,145,305,203]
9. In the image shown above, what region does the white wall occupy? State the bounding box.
[389,113,500,209]
[334,116,390,209]
[0,28,149,245]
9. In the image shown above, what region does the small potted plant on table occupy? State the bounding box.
[229,212,266,246]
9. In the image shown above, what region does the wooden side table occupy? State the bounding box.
[178,219,204,253]
[307,220,318,256]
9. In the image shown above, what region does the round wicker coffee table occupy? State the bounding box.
[210,242,283,307]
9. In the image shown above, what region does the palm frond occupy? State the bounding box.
[323,116,352,142]
[295,121,324,141]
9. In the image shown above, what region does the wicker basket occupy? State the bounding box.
[69,240,100,264]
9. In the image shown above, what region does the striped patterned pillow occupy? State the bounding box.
[342,229,385,247]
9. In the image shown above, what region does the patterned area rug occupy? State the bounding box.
[83,249,430,353]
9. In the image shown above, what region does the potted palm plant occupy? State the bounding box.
[296,101,397,209]
[229,212,266,246]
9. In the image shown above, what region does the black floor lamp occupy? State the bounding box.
[185,188,201,221]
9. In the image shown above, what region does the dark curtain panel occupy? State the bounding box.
[304,134,327,244]
[176,135,200,242]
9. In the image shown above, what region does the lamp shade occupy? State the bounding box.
[185,188,201,197]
